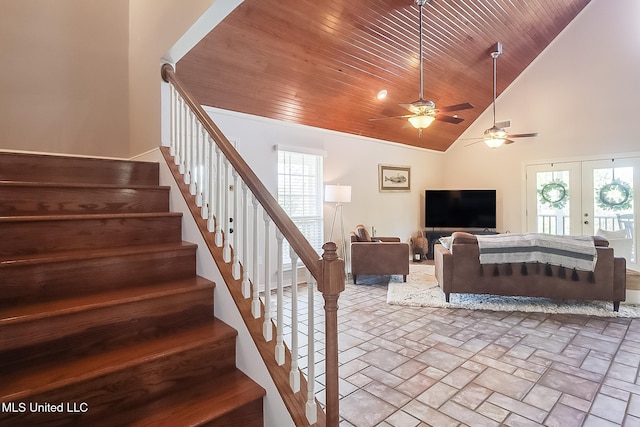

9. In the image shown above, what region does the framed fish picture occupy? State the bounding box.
[378,164,411,192]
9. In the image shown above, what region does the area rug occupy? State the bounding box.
[386,263,640,318]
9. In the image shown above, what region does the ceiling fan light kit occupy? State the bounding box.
[369,0,473,135]
[408,114,436,129]
[481,41,539,148]
[484,126,508,148]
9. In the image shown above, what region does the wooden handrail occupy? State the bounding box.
[161,63,322,281]
[162,64,345,426]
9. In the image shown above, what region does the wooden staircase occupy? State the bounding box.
[0,152,265,426]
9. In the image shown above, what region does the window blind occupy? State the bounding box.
[277,150,324,256]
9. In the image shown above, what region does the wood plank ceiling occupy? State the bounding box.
[177,0,591,152]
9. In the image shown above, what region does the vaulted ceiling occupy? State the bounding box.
[176,0,591,152]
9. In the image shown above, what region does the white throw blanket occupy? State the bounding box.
[476,233,597,272]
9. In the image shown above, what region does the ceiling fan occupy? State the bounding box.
[369,0,473,136]
[467,42,539,148]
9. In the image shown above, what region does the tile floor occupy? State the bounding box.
[284,271,640,427]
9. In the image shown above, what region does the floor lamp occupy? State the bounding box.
[325,184,351,277]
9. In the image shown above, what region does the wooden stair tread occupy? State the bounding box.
[0,241,197,266]
[0,180,169,190]
[0,322,237,401]
[0,276,215,323]
[0,212,183,223]
[99,370,266,427]
[0,152,265,424]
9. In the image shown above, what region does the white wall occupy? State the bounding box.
[0,0,130,157]
[128,0,225,157]
[204,107,446,245]
[133,148,295,427]
[444,0,640,233]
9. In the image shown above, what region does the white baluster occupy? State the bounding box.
[275,229,285,365]
[251,194,261,318]
[231,169,241,279]
[182,107,190,181]
[188,113,197,193]
[200,131,209,220]
[181,100,188,173]
[262,212,272,341]
[289,249,300,392]
[175,96,183,168]
[193,122,202,203]
[169,86,176,157]
[190,112,197,187]
[207,142,217,232]
[241,182,251,298]
[222,157,231,263]
[214,145,223,246]
[306,275,317,424]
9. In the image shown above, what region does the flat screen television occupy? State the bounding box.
[425,190,496,229]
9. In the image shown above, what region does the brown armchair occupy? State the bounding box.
[350,225,410,284]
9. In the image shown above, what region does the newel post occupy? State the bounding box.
[318,242,345,427]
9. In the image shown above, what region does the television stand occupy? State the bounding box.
[424,229,497,260]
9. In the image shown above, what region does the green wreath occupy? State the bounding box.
[596,179,633,211]
[538,179,568,209]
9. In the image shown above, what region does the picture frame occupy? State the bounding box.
[378,164,411,192]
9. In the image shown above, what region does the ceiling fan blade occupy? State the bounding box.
[503,139,516,145]
[436,114,464,124]
[439,102,474,113]
[398,103,417,113]
[464,139,483,147]
[507,132,539,138]
[368,114,414,121]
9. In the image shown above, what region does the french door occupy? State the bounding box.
[526,157,639,270]
[526,162,581,236]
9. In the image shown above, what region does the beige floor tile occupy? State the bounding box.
[385,410,421,427]
[281,272,640,426]
[358,347,409,371]
[364,381,412,408]
[590,394,627,424]
[476,401,510,423]
[400,400,460,427]
[416,382,459,409]
[391,359,430,380]
[544,403,586,427]
[340,389,397,427]
[414,347,467,373]
[522,384,562,411]
[629,394,640,418]
[440,400,500,427]
[450,382,492,409]
[395,373,437,398]
[473,367,535,400]
[538,369,600,401]
[486,393,547,423]
[502,412,544,426]
[440,366,479,389]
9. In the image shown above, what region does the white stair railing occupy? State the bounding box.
[162,64,344,427]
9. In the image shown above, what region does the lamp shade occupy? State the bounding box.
[325,184,351,203]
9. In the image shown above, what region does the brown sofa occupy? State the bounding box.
[350,225,410,284]
[434,232,627,311]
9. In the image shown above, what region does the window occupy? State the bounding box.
[277,149,324,256]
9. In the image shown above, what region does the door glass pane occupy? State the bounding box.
[536,170,571,235]
[592,166,634,263]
